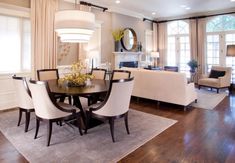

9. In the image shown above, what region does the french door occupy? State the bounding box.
[206,32,235,83]
[167,35,190,76]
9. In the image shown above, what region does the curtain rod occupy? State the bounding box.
[143,11,235,24]
[80,1,108,12]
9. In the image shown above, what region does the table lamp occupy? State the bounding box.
[227,45,235,57]
[150,51,159,67]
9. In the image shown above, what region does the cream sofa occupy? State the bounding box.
[198,66,231,93]
[122,68,197,108]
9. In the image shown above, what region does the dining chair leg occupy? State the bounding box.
[17,109,23,126]
[47,121,53,147]
[109,118,115,142]
[25,111,30,132]
[76,114,83,136]
[34,118,40,139]
[124,113,130,135]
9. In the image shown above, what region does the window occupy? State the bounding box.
[167,21,190,76]
[0,14,31,73]
[206,15,235,83]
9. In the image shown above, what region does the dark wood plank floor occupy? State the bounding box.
[1,94,235,163]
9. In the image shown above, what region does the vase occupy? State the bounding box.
[114,41,120,52]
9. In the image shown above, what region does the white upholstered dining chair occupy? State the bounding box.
[87,77,134,142]
[37,69,72,104]
[28,80,83,146]
[37,69,59,81]
[12,76,34,132]
[81,68,107,106]
[111,70,131,80]
[91,68,107,80]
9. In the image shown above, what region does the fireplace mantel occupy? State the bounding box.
[112,52,144,69]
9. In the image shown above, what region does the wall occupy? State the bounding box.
[93,10,152,63]
[0,0,30,8]
[111,13,152,53]
[58,0,152,64]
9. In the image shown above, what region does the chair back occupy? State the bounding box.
[111,70,131,80]
[37,69,59,81]
[28,80,66,119]
[91,68,106,80]
[12,76,34,109]
[96,78,134,116]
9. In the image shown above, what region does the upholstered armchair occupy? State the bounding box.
[198,66,232,93]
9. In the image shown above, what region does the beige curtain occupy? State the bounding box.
[158,23,167,67]
[153,23,158,52]
[189,19,197,61]
[31,0,58,79]
[197,18,207,77]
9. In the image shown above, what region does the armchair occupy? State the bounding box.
[198,66,231,93]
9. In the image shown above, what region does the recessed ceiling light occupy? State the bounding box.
[115,0,120,4]
[185,7,191,10]
[180,5,187,8]
[152,12,156,15]
[231,0,235,2]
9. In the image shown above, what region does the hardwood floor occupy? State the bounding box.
[1,95,235,162]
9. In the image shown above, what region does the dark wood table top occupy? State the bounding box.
[47,79,109,96]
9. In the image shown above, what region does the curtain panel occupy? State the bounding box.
[197,18,207,77]
[31,0,58,79]
[158,23,167,67]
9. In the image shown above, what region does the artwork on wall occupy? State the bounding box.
[57,41,80,66]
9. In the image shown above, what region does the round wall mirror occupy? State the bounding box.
[121,28,137,51]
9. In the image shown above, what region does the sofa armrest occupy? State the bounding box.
[186,82,197,102]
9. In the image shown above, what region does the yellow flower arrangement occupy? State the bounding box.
[112,28,124,41]
[59,61,94,87]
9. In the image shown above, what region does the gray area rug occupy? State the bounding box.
[0,109,176,163]
[191,88,228,110]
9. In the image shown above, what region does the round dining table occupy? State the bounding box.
[47,79,109,130]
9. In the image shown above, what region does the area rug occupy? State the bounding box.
[191,88,228,110]
[0,109,176,163]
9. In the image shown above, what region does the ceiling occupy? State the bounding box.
[66,0,235,20]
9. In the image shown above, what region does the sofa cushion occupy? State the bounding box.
[209,70,225,78]
[198,78,220,87]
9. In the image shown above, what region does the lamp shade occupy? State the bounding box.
[55,10,95,43]
[150,51,159,58]
[227,45,235,57]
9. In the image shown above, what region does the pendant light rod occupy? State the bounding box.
[80,1,108,12]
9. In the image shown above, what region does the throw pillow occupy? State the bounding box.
[209,70,226,78]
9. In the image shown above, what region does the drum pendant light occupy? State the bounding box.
[54,0,95,43]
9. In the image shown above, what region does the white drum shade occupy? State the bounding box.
[55,10,95,43]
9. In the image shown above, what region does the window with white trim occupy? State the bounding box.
[206,15,235,83]
[0,14,31,73]
[167,20,190,77]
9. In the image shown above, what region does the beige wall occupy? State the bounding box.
[89,10,153,63]
[58,1,152,64]
[0,0,30,8]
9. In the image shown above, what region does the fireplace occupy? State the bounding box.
[112,52,144,69]
[119,61,138,68]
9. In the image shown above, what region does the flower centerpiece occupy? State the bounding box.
[59,61,94,87]
[112,28,124,51]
